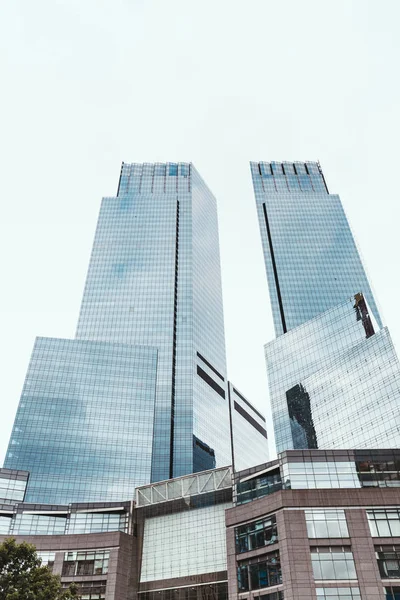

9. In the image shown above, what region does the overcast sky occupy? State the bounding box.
[0,0,399,463]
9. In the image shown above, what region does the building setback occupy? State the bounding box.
[251,161,400,453]
[4,162,268,504]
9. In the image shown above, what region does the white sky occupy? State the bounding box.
[0,0,399,463]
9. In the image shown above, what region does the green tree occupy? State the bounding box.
[0,537,79,600]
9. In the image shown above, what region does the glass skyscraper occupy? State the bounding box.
[251,161,400,452]
[250,161,382,336]
[4,162,268,503]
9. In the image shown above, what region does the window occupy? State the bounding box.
[169,164,178,176]
[316,589,361,599]
[237,550,281,591]
[13,513,67,535]
[376,546,400,578]
[236,469,282,505]
[62,550,109,577]
[139,583,228,600]
[68,510,128,534]
[305,510,349,538]
[63,581,106,600]
[311,547,357,580]
[259,592,284,600]
[235,515,278,553]
[385,586,400,600]
[0,515,12,535]
[368,510,400,537]
[37,551,55,570]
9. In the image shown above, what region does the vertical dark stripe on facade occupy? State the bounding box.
[116,162,124,196]
[262,203,287,333]
[227,384,235,473]
[170,200,180,479]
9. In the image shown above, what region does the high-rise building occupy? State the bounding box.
[251,161,400,452]
[4,162,269,503]
[250,161,382,336]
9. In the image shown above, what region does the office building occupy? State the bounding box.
[265,294,400,452]
[4,163,268,504]
[251,161,400,452]
[250,161,381,336]
[3,449,400,600]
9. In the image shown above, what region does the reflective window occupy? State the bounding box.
[68,511,128,534]
[282,460,360,490]
[37,551,55,570]
[62,550,109,577]
[63,581,106,600]
[236,469,282,505]
[376,546,400,578]
[356,453,400,488]
[385,586,400,600]
[139,582,228,600]
[316,589,361,599]
[311,547,357,580]
[305,510,349,538]
[13,513,67,535]
[235,515,277,552]
[0,515,12,535]
[368,510,400,537]
[237,550,281,591]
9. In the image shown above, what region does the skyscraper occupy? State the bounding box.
[252,161,400,452]
[4,162,268,503]
[251,161,382,336]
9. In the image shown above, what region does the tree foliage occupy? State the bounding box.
[0,537,79,600]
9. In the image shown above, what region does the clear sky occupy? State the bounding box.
[0,0,399,462]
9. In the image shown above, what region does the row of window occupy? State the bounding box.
[235,508,400,550]
[237,551,281,592]
[0,510,128,536]
[62,551,109,577]
[235,515,277,553]
[62,581,106,600]
[138,582,228,600]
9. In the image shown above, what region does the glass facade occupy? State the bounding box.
[252,161,400,455]
[0,502,130,536]
[138,583,228,600]
[4,337,158,503]
[0,468,28,504]
[75,163,230,481]
[305,509,349,538]
[265,295,400,452]
[250,161,381,337]
[311,547,357,580]
[228,383,269,471]
[316,590,361,599]
[237,550,282,591]
[368,510,400,537]
[5,163,235,501]
[376,545,400,578]
[235,514,278,552]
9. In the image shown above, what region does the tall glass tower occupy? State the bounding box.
[250,161,382,336]
[251,161,400,452]
[4,163,238,502]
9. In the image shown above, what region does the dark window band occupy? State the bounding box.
[234,401,268,439]
[262,203,287,333]
[232,387,266,422]
[197,366,226,399]
[196,352,225,382]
